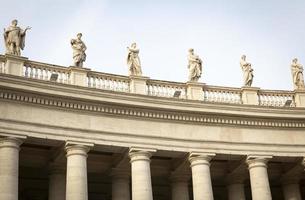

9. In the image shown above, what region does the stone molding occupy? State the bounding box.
[1,88,305,129]
[129,147,156,163]
[246,155,273,170]
[189,152,216,167]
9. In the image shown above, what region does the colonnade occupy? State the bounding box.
[0,137,304,200]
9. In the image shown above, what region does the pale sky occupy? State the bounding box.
[1,0,305,90]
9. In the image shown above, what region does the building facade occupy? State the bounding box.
[1,54,305,200]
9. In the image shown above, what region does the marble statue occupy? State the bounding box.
[240,55,254,87]
[3,19,31,56]
[188,48,202,82]
[127,43,142,76]
[291,58,305,90]
[71,33,87,67]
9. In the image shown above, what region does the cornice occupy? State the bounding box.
[0,74,305,129]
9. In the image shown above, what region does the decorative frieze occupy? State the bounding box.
[0,89,305,129]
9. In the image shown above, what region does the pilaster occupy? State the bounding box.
[129,75,149,95]
[4,54,28,76]
[68,66,91,87]
[241,87,260,105]
[186,81,205,101]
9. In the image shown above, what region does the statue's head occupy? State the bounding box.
[131,43,137,48]
[293,58,298,63]
[188,48,194,53]
[77,33,82,39]
[241,55,246,60]
[11,19,18,26]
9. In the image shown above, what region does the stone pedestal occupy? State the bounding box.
[65,142,93,200]
[170,174,190,200]
[241,87,260,105]
[68,66,90,87]
[5,54,28,76]
[189,152,215,200]
[186,82,205,101]
[129,76,149,95]
[246,155,272,200]
[48,164,66,200]
[227,183,246,200]
[0,137,23,200]
[294,90,305,108]
[111,168,130,200]
[129,147,156,200]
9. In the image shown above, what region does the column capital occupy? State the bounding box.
[246,155,272,169]
[188,152,215,167]
[129,147,156,163]
[0,136,24,150]
[65,141,93,157]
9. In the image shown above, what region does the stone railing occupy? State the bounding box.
[87,71,130,92]
[203,85,242,104]
[1,54,305,107]
[24,60,70,83]
[146,79,187,99]
[258,90,295,107]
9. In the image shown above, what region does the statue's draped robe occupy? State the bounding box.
[3,26,26,55]
[127,49,142,76]
[240,60,254,86]
[71,39,86,66]
[188,54,202,81]
[291,64,305,89]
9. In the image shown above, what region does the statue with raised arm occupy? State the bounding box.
[240,55,254,87]
[127,42,142,76]
[291,58,305,90]
[188,48,202,82]
[3,19,31,56]
[71,33,87,67]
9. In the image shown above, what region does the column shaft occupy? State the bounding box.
[189,153,215,200]
[282,183,301,200]
[65,144,90,200]
[227,183,246,200]
[49,167,66,200]
[171,176,189,200]
[0,137,22,200]
[129,149,154,200]
[246,156,272,200]
[112,170,130,200]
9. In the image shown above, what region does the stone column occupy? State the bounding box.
[189,152,215,200]
[246,155,272,200]
[129,147,156,200]
[281,179,302,200]
[0,137,23,200]
[48,164,66,200]
[227,183,246,200]
[65,142,93,200]
[170,174,190,200]
[111,168,130,200]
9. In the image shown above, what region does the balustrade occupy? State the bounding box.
[24,61,70,83]
[87,72,130,92]
[0,54,302,107]
[147,80,187,99]
[258,90,295,107]
[203,86,242,104]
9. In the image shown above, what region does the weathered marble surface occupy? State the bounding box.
[3,19,31,56]
[71,33,87,67]
[291,58,305,90]
[127,43,142,76]
[188,48,202,82]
